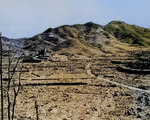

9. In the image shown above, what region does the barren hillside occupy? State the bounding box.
[1,21,150,120]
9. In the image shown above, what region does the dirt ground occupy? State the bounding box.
[1,53,150,120]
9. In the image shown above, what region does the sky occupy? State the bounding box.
[0,0,150,38]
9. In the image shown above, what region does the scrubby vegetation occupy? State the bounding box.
[91,43,103,50]
[104,21,150,47]
[103,31,110,39]
[84,22,102,33]
[84,22,101,29]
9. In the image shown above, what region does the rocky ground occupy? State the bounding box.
[1,52,150,120]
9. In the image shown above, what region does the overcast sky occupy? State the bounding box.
[0,0,150,38]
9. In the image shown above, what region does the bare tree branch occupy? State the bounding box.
[6,37,26,120]
[12,63,23,120]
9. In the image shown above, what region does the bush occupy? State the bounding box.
[91,43,103,50]
[84,22,100,29]
[103,32,110,38]
[84,22,101,33]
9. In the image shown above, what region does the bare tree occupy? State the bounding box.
[6,38,25,120]
[0,32,4,120]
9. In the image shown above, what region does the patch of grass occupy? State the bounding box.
[103,32,110,39]
[91,43,103,50]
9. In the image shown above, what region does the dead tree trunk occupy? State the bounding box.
[0,32,3,120]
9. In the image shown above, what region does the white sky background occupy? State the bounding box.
[0,0,150,38]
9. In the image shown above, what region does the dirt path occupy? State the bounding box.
[86,63,150,93]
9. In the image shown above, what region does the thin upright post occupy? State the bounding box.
[0,32,3,120]
[35,101,39,120]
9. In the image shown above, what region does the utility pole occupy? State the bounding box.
[0,32,3,120]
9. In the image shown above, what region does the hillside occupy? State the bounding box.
[104,21,150,47]
[2,21,150,57]
[1,21,150,120]
[24,21,150,56]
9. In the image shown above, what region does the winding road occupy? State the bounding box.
[86,63,150,93]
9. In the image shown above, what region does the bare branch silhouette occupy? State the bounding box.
[6,37,26,120]
[12,63,23,120]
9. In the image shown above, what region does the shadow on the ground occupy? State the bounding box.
[23,82,87,86]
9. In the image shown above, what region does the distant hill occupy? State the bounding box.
[2,21,150,57]
[104,21,150,47]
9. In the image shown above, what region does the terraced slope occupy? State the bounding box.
[2,51,150,119]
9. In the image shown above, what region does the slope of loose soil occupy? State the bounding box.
[1,51,150,120]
